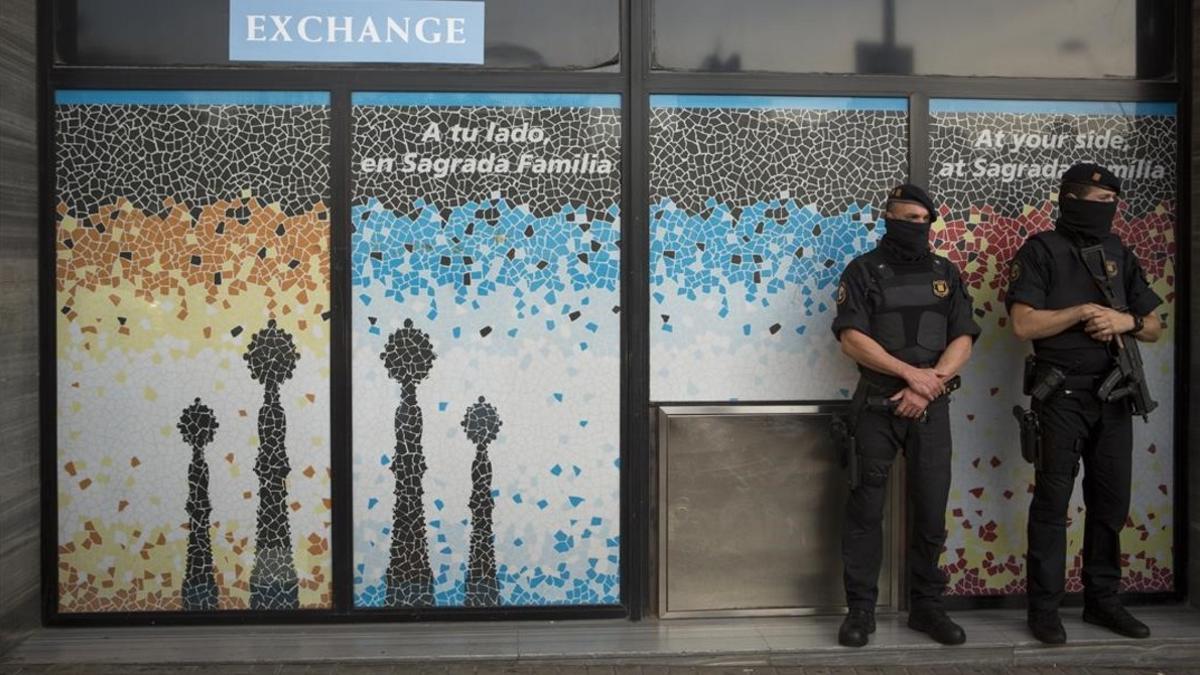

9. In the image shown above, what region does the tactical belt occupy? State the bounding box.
[1061,374,1101,391]
[858,363,937,394]
[1029,361,1101,394]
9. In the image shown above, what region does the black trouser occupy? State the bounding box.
[1026,390,1132,613]
[842,387,952,611]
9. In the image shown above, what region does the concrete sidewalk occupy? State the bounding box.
[2,606,1198,670]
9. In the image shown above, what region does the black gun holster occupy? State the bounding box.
[831,381,873,491]
[1015,357,1066,469]
[1012,405,1042,468]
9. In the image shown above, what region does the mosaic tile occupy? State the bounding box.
[648,100,908,401]
[54,95,331,613]
[351,96,621,608]
[929,104,1176,596]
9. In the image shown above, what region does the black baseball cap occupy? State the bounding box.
[1061,162,1122,196]
[885,183,937,221]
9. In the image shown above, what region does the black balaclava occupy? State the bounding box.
[1056,195,1117,244]
[1054,163,1122,244]
[878,184,937,263]
[881,218,932,262]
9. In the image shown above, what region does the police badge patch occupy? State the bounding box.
[1105,259,1119,278]
[1009,261,1021,282]
[932,279,950,298]
[837,282,848,305]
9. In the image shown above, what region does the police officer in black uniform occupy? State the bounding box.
[832,184,981,648]
[1007,163,1163,644]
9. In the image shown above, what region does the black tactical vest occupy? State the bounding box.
[858,254,956,368]
[1027,230,1128,373]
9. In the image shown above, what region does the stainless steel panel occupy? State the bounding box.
[657,406,901,618]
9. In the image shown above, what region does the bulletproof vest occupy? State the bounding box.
[858,254,955,367]
[1029,230,1128,356]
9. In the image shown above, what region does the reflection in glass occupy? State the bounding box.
[652,0,1173,79]
[55,0,619,70]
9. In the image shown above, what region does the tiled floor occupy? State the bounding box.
[0,666,1181,674]
[2,606,1198,670]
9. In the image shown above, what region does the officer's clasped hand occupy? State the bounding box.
[889,387,930,419]
[1081,303,1133,342]
[904,367,945,400]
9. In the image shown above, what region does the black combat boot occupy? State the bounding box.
[1082,603,1150,639]
[1028,609,1067,644]
[907,607,966,645]
[838,607,876,647]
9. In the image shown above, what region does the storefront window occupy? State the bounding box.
[648,95,908,401]
[53,90,333,613]
[652,0,1174,79]
[54,0,619,70]
[927,99,1177,595]
[350,92,622,608]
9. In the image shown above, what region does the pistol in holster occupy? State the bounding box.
[1015,357,1066,469]
[830,381,872,490]
[1011,405,1042,468]
[830,414,859,491]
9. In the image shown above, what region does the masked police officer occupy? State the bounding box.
[831,184,980,648]
[1007,163,1162,644]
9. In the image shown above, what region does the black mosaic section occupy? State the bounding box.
[243,320,301,610]
[55,105,330,217]
[650,107,908,214]
[461,396,502,608]
[352,106,620,216]
[930,112,1177,219]
[381,319,437,608]
[177,398,219,612]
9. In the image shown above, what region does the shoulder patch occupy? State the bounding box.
[932,279,950,298]
[1009,261,1021,282]
[836,282,848,305]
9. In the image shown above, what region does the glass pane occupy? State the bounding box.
[350,93,622,607]
[648,95,908,401]
[54,90,333,612]
[927,98,1177,595]
[652,0,1174,79]
[54,0,619,70]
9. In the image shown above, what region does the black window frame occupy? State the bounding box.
[36,0,1191,626]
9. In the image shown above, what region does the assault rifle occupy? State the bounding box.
[1078,244,1157,422]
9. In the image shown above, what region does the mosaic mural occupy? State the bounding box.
[54,91,332,612]
[351,93,621,607]
[648,96,909,401]
[928,100,1176,596]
